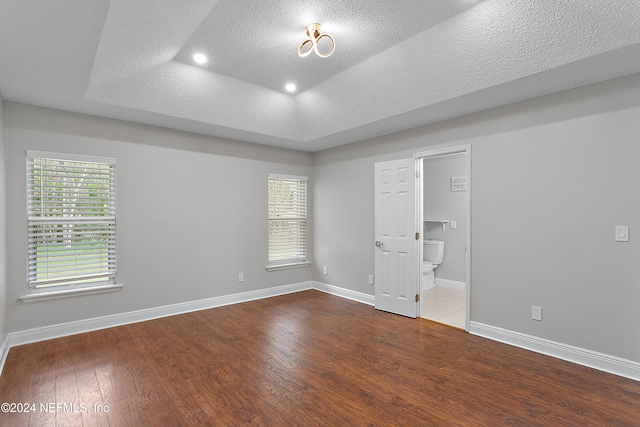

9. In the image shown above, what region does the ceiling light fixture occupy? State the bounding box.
[193,53,207,65]
[297,23,335,58]
[285,83,297,93]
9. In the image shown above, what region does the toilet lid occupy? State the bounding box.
[422,261,433,267]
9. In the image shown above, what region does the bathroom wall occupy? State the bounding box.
[423,153,466,283]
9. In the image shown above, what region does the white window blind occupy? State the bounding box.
[27,150,117,290]
[268,174,308,266]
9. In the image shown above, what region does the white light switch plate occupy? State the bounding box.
[616,225,629,242]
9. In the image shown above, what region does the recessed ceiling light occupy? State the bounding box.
[285,83,297,93]
[193,53,207,65]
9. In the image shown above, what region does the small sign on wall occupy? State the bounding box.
[451,176,467,192]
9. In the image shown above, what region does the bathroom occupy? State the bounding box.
[421,152,467,328]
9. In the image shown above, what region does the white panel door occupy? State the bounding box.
[374,158,418,318]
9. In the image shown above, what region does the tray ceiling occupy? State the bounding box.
[1,0,640,152]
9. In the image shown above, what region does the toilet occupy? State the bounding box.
[422,240,444,290]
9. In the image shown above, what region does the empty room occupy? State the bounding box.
[2,1,640,425]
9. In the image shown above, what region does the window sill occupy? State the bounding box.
[19,283,123,303]
[266,262,310,272]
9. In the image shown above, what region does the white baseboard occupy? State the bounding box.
[470,321,640,382]
[313,281,375,306]
[0,335,9,377]
[3,284,639,383]
[434,278,466,290]
[3,281,371,354]
[8,281,313,348]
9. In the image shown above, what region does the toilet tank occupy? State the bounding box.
[423,240,444,264]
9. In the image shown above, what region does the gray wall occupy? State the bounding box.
[313,72,640,363]
[4,72,640,366]
[0,93,6,345]
[423,153,466,283]
[5,103,314,332]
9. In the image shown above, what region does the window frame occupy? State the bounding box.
[266,173,310,271]
[22,150,121,301]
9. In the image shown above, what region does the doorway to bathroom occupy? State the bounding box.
[372,145,470,327]
[416,146,470,330]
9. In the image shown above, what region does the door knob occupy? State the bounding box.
[375,241,383,247]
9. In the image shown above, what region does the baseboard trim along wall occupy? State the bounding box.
[1,281,374,369]
[312,281,375,306]
[6,282,314,350]
[0,335,9,377]
[0,281,374,375]
[6,281,371,350]
[434,278,466,291]
[3,283,639,383]
[469,321,640,382]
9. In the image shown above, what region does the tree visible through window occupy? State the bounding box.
[268,174,308,267]
[26,151,117,290]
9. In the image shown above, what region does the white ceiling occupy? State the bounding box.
[1,0,640,152]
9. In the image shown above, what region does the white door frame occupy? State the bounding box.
[414,145,471,331]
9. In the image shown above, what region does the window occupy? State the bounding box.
[26,150,117,292]
[267,174,309,269]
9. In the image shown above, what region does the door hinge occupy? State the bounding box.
[415,294,420,302]
[415,232,420,240]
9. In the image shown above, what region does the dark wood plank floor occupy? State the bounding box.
[2,290,640,426]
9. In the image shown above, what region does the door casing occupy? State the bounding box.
[414,145,471,330]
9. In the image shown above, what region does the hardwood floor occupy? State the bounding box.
[2,290,640,426]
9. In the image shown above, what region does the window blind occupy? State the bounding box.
[268,174,307,265]
[26,151,117,289]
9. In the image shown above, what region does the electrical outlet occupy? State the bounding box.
[616,225,629,242]
[532,306,542,321]
[238,273,244,282]
[323,266,328,275]
[368,274,374,285]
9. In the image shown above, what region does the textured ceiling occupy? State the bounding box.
[1,0,640,152]
[173,1,474,93]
